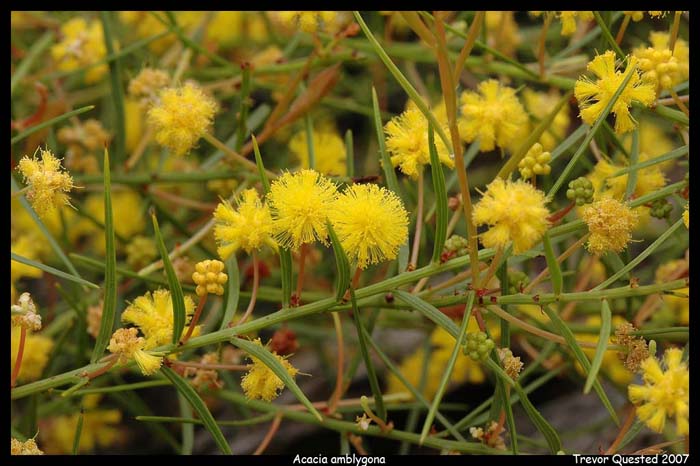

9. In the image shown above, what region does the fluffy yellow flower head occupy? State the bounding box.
[121,289,197,349]
[289,124,347,176]
[458,79,528,152]
[17,148,74,218]
[586,159,667,203]
[128,67,170,106]
[273,11,343,33]
[384,101,454,179]
[329,184,409,269]
[623,11,667,22]
[120,11,176,54]
[11,327,53,383]
[205,11,243,47]
[581,198,638,255]
[192,259,228,297]
[574,51,656,134]
[577,316,634,386]
[267,169,338,250]
[241,338,299,401]
[50,17,108,84]
[108,327,163,376]
[387,320,490,401]
[40,394,123,454]
[213,188,277,258]
[629,348,689,435]
[472,178,550,254]
[11,438,43,455]
[148,83,217,156]
[11,292,42,331]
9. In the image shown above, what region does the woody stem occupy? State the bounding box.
[605,405,637,454]
[327,312,346,414]
[11,327,27,388]
[670,89,690,117]
[85,355,118,380]
[615,15,631,44]
[253,413,283,455]
[235,252,259,326]
[171,361,251,371]
[181,294,208,344]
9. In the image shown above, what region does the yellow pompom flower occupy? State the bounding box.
[586,160,667,203]
[128,67,170,106]
[121,290,197,349]
[213,188,277,259]
[192,260,228,297]
[241,338,299,401]
[329,184,409,269]
[289,124,347,176]
[50,17,108,84]
[17,148,74,218]
[384,101,454,179]
[458,79,528,152]
[531,11,594,36]
[206,11,243,47]
[148,83,217,156]
[40,394,123,454]
[574,51,656,134]
[119,11,176,54]
[387,321,490,401]
[581,198,638,255]
[11,327,53,383]
[472,178,550,254]
[628,348,689,435]
[11,438,44,455]
[267,169,338,251]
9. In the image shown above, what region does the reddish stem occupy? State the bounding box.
[547,202,575,224]
[11,327,27,388]
[85,356,118,380]
[181,294,208,344]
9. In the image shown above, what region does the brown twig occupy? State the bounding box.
[253,413,283,455]
[327,312,345,414]
[181,294,207,344]
[11,327,27,388]
[605,405,636,454]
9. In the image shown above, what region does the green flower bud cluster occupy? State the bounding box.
[518,143,551,179]
[463,331,495,361]
[650,199,673,219]
[443,235,469,257]
[506,269,530,295]
[566,177,594,206]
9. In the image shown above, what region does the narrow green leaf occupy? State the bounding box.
[178,392,194,455]
[542,231,563,295]
[361,324,466,441]
[136,414,276,427]
[428,124,448,264]
[584,299,612,394]
[625,129,640,200]
[230,337,323,422]
[11,31,53,96]
[279,248,293,308]
[355,11,452,151]
[548,59,639,199]
[10,253,99,289]
[486,359,561,453]
[592,12,626,61]
[498,380,518,454]
[550,124,588,163]
[161,366,232,455]
[615,418,646,453]
[11,105,94,145]
[71,407,84,455]
[100,12,125,163]
[345,129,355,178]
[541,305,619,424]
[235,65,252,151]
[419,291,475,444]
[498,90,572,179]
[349,287,386,421]
[219,255,240,330]
[151,213,187,345]
[609,145,688,177]
[371,86,400,196]
[393,290,460,338]
[91,149,117,363]
[651,103,688,126]
[327,222,351,301]
[251,135,271,193]
[593,219,684,290]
